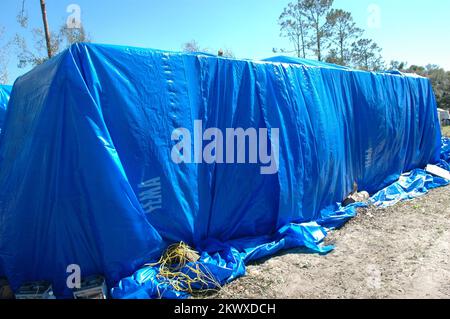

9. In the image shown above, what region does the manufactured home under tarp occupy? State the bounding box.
[0,43,445,298]
[0,85,12,132]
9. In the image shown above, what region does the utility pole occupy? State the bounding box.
[39,0,52,58]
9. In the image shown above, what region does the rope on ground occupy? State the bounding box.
[146,242,222,297]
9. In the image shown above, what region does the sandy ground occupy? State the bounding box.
[442,126,450,138]
[210,186,450,299]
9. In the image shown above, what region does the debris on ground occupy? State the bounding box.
[206,186,450,299]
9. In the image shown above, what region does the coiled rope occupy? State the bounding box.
[147,242,221,297]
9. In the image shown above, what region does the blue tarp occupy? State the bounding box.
[0,85,12,132]
[0,43,444,298]
[112,137,450,299]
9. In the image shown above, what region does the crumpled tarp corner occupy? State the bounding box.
[0,43,444,298]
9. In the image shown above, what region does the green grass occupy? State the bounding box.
[442,126,450,138]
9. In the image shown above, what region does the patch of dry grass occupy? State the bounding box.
[201,186,450,299]
[443,126,450,137]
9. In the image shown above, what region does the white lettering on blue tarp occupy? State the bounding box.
[138,177,162,213]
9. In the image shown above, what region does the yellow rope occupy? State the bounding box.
[146,242,221,297]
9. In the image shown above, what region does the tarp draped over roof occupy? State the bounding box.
[0,85,12,132]
[0,43,442,298]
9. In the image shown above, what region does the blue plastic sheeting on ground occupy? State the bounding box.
[319,138,450,229]
[370,137,450,207]
[0,43,442,298]
[439,137,450,170]
[0,85,12,132]
[111,222,332,299]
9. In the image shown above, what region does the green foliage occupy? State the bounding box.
[326,9,362,65]
[182,40,235,58]
[11,1,91,70]
[0,27,9,84]
[301,0,334,61]
[389,60,407,71]
[388,62,450,110]
[419,66,450,110]
[182,40,202,53]
[278,1,309,58]
[351,38,384,71]
[59,25,90,46]
[14,28,60,68]
[278,0,334,60]
[279,0,384,70]
[325,48,341,64]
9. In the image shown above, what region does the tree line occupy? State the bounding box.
[182,0,449,110]
[0,27,8,84]
[0,0,448,111]
[389,62,450,110]
[14,0,89,69]
[277,0,383,71]
[182,40,235,58]
[0,0,89,84]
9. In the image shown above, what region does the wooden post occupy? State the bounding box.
[39,0,52,58]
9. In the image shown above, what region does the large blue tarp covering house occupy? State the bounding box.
[0,43,443,298]
[0,85,12,132]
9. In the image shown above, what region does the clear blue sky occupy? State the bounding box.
[1,0,449,84]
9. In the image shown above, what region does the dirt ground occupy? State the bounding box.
[442,126,450,138]
[211,186,450,299]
